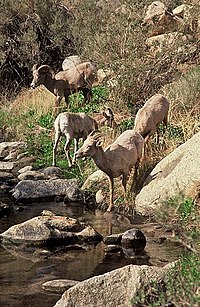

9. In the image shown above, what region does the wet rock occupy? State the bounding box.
[105,245,122,253]
[42,279,80,294]
[64,186,96,209]
[0,214,103,246]
[121,229,146,252]
[0,202,12,218]
[103,233,123,245]
[11,178,79,201]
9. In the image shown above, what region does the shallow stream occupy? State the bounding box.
[0,197,182,307]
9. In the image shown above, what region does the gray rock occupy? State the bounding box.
[0,214,102,246]
[64,186,96,208]
[54,262,176,307]
[40,166,63,179]
[103,233,123,245]
[0,171,14,180]
[0,202,12,218]
[135,132,200,215]
[105,244,122,253]
[0,161,16,171]
[0,142,27,159]
[17,170,46,181]
[4,151,18,161]
[81,170,107,190]
[11,178,79,200]
[18,165,33,174]
[42,279,80,294]
[121,229,146,252]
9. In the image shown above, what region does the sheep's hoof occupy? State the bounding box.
[107,206,114,212]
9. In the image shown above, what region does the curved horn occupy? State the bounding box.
[38,65,54,76]
[89,129,102,137]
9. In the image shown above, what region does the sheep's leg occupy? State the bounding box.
[53,96,62,116]
[107,176,114,212]
[82,88,92,105]
[72,138,79,164]
[122,173,128,197]
[162,116,168,146]
[52,132,61,166]
[142,135,150,161]
[156,127,160,145]
[64,94,69,109]
[64,135,72,167]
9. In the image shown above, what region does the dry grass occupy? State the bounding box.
[8,87,54,116]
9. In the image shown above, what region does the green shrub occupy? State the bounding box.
[132,253,200,307]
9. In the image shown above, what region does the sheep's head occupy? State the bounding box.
[30,64,54,88]
[101,107,117,128]
[76,130,104,159]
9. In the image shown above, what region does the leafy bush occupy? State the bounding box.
[0,0,75,98]
[132,253,200,307]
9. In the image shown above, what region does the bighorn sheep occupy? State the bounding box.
[31,62,96,113]
[134,94,169,149]
[52,112,98,167]
[76,130,144,212]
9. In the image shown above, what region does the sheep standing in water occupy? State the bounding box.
[76,130,144,212]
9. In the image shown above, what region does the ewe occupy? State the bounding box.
[76,130,144,212]
[134,94,169,153]
[53,112,98,167]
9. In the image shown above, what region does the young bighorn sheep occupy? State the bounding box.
[30,62,96,114]
[76,130,144,212]
[52,112,98,167]
[134,94,169,153]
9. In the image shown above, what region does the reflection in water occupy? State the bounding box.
[0,198,181,307]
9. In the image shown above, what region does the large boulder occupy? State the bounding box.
[135,132,200,215]
[0,213,103,246]
[54,262,175,307]
[11,178,79,201]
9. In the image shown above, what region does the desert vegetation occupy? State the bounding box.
[0,0,199,305]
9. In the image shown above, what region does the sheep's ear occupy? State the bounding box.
[96,139,103,147]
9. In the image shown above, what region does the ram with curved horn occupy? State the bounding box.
[30,62,97,114]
